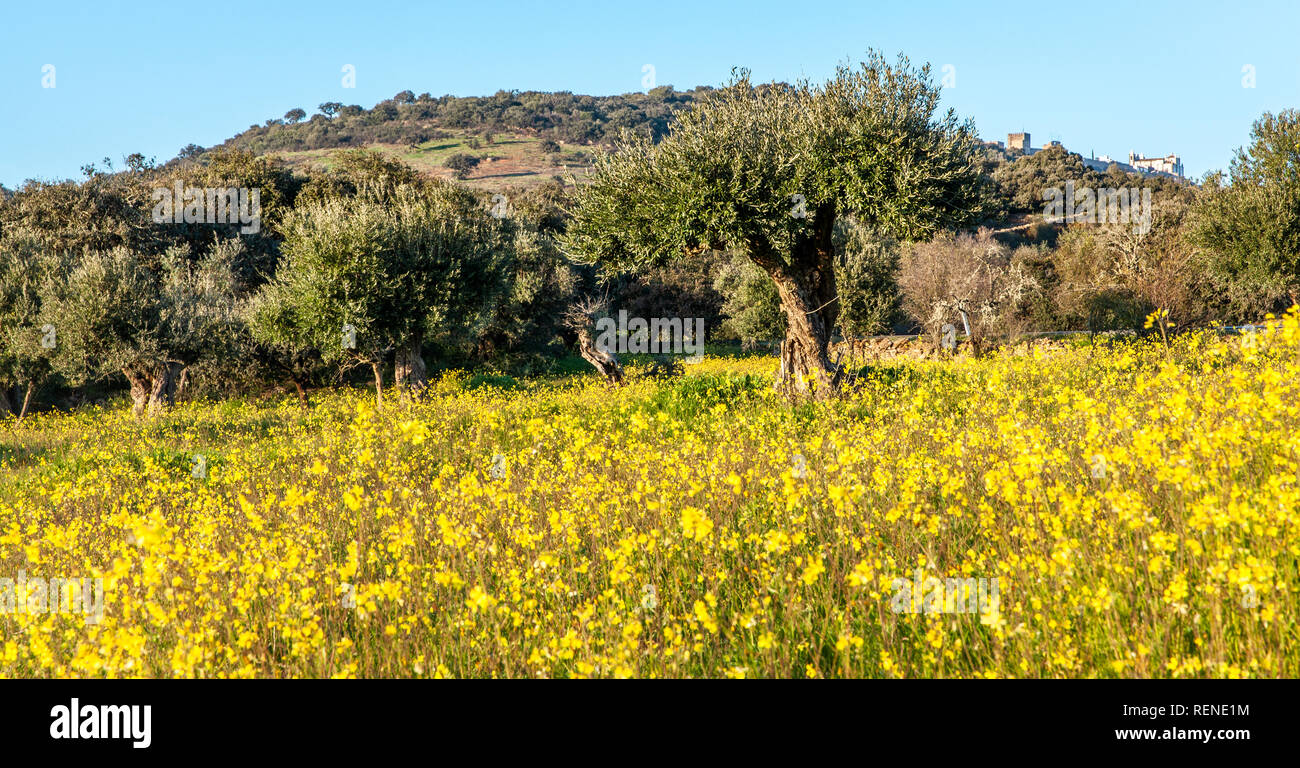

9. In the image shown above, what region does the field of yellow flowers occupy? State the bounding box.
[2,310,1299,678]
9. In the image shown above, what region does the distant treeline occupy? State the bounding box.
[194,86,709,159]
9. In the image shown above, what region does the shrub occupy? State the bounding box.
[898,229,1042,348]
[443,153,481,180]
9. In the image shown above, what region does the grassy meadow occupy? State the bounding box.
[2,311,1299,678]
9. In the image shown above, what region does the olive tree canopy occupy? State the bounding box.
[563,52,989,395]
[1189,109,1300,319]
[249,181,510,405]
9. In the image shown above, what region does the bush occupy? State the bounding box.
[1187,109,1300,320]
[443,153,481,180]
[898,229,1042,348]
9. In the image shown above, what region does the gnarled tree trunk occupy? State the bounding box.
[125,368,151,418]
[174,366,190,404]
[564,298,625,386]
[123,362,181,418]
[147,365,178,417]
[394,334,429,400]
[576,326,624,385]
[751,205,842,398]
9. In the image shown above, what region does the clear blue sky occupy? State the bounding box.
[2,0,1296,188]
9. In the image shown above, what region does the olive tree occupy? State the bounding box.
[1188,109,1300,319]
[563,53,988,395]
[40,244,241,417]
[249,182,509,405]
[0,232,55,418]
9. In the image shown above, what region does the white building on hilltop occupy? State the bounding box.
[1128,152,1184,178]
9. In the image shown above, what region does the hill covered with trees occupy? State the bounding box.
[215,87,705,154]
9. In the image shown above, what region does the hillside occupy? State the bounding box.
[161,87,717,190]
[267,132,599,190]
[182,85,1199,202]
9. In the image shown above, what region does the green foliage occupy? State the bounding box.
[610,247,726,343]
[222,88,708,159]
[1188,109,1300,319]
[180,147,298,239]
[993,144,1103,214]
[0,174,156,255]
[468,214,580,367]
[713,252,784,344]
[443,153,481,180]
[0,232,56,412]
[295,149,425,209]
[444,181,586,373]
[565,54,989,273]
[146,149,299,296]
[641,372,767,420]
[39,242,241,386]
[40,248,162,384]
[249,182,511,369]
[833,218,901,337]
[991,143,1195,219]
